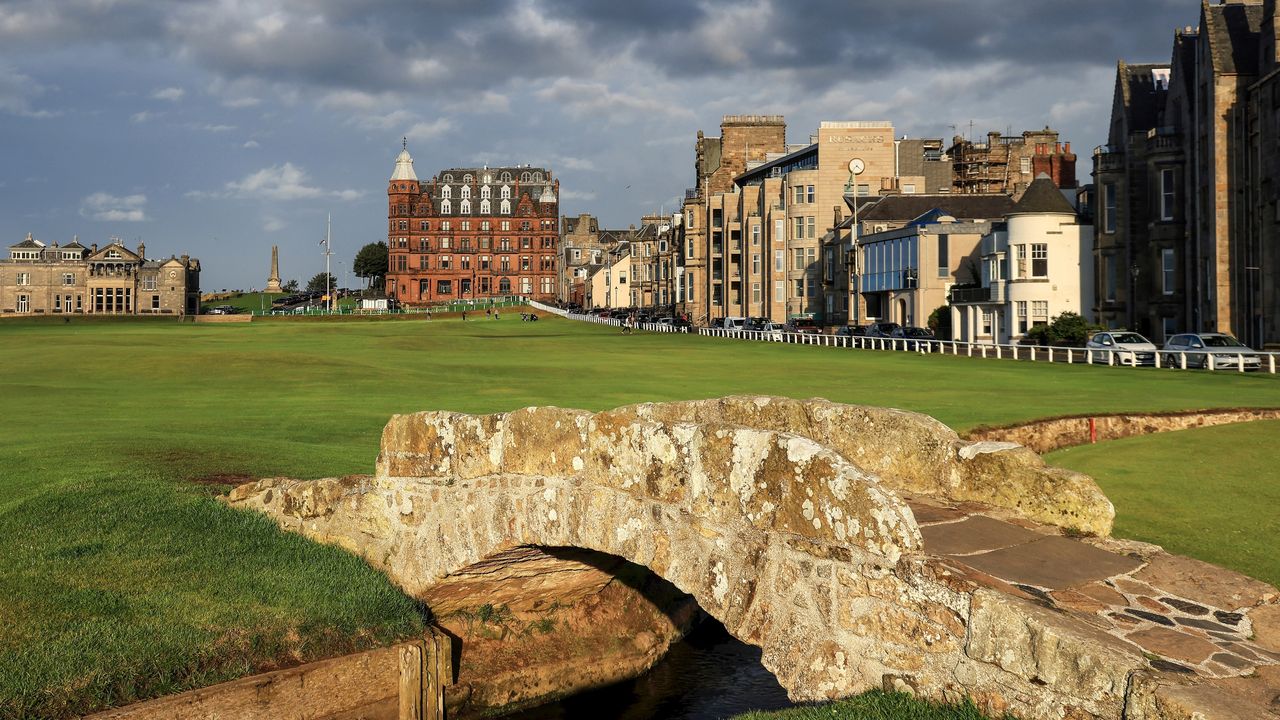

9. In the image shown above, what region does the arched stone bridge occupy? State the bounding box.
[227,397,1280,719]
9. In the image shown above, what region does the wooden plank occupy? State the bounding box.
[398,642,423,720]
[85,643,406,720]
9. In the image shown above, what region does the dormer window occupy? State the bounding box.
[501,185,511,199]
[500,199,511,215]
[520,172,531,183]
[532,172,543,182]
[441,199,452,214]
[500,171,512,182]
[460,185,471,200]
[441,186,452,200]
[481,186,491,199]
[480,199,491,214]
[463,174,473,184]
[483,173,491,184]
[443,173,454,183]
[460,199,471,214]
[106,250,121,259]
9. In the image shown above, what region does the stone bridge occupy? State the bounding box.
[227,397,1280,719]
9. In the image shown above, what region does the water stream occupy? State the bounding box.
[500,618,795,720]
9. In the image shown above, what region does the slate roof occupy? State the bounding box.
[1010,174,1076,215]
[10,236,44,249]
[858,194,1016,223]
[1118,62,1168,135]
[1202,1,1264,75]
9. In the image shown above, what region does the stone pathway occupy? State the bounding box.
[908,496,1280,684]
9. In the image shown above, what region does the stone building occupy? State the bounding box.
[948,128,1077,200]
[385,144,559,305]
[0,234,200,316]
[1096,0,1280,347]
[822,194,1015,328]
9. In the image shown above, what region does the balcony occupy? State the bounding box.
[1093,147,1124,173]
[685,188,700,201]
[950,286,991,304]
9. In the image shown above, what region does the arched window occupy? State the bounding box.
[500,185,511,199]
[441,199,452,214]
[441,186,452,199]
[499,277,511,294]
[480,199,491,214]
[500,171,512,182]
[460,185,471,200]
[531,172,543,182]
[500,198,511,215]
[520,171,531,182]
[460,199,471,214]
[463,174,473,184]
[443,173,454,183]
[480,186,491,199]
[483,173,491,184]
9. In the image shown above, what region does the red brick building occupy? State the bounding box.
[386,145,560,304]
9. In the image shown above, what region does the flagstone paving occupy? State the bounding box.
[908,496,1280,685]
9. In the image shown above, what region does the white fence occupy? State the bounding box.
[524,301,1279,374]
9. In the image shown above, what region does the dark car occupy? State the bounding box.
[785,317,822,335]
[865,322,901,338]
[891,326,938,350]
[834,325,867,337]
[745,317,770,331]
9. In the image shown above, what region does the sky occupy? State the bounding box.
[0,0,1197,291]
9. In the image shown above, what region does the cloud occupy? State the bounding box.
[560,189,597,201]
[263,216,285,232]
[192,162,361,202]
[554,156,596,171]
[406,117,453,141]
[81,192,149,222]
[192,122,236,132]
[535,77,691,122]
[242,139,259,148]
[130,110,158,123]
[0,66,56,117]
[151,86,184,101]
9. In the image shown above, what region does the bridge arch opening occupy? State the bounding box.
[426,544,788,717]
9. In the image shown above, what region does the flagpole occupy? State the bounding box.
[324,213,333,313]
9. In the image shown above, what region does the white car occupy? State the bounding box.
[1086,331,1158,366]
[763,322,786,341]
[1162,333,1262,370]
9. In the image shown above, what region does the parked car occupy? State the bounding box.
[891,326,938,350]
[1086,331,1158,366]
[1161,333,1261,370]
[865,322,901,338]
[744,316,770,331]
[205,305,241,315]
[834,325,867,338]
[763,322,787,340]
[785,317,822,335]
[722,316,748,331]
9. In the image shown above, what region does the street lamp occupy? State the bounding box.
[844,158,865,325]
[1128,263,1141,331]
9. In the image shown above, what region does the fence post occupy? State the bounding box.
[399,643,424,720]
[1067,348,1073,364]
[1271,354,1276,374]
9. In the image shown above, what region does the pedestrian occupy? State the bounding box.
[462,310,467,321]
[426,309,432,321]
[494,311,500,320]
[486,308,492,319]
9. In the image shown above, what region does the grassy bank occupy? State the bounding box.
[1,315,1276,718]
[1047,420,1280,588]
[732,691,1010,720]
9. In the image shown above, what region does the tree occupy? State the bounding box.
[353,241,388,289]
[927,305,952,340]
[282,279,299,292]
[1025,311,1104,347]
[306,272,338,294]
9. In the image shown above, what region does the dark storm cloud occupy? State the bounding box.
[0,0,1194,98]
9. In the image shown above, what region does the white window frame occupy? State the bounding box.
[1162,248,1175,295]
[1160,168,1175,221]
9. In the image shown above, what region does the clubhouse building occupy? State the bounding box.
[1,234,201,316]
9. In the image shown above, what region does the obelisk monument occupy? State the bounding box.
[265,245,284,293]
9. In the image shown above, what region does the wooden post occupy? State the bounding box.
[425,629,452,720]
[399,643,424,720]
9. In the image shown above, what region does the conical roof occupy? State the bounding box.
[391,142,417,182]
[1010,173,1075,215]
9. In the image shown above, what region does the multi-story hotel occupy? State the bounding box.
[385,144,559,305]
[1,234,200,316]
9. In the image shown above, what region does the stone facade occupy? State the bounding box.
[0,235,200,316]
[948,128,1077,199]
[227,396,1280,719]
[1097,0,1280,347]
[386,146,559,305]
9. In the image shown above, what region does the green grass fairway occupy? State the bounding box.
[1,315,1276,718]
[733,691,1010,720]
[199,291,285,313]
[1047,420,1280,588]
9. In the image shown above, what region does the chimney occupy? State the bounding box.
[137,241,146,259]
[91,243,98,253]
[1064,142,1072,155]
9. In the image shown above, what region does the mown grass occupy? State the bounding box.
[1047,420,1280,588]
[1,314,1276,718]
[732,691,1012,720]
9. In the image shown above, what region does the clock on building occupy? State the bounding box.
[848,158,865,175]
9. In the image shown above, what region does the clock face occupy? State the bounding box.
[848,158,866,175]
